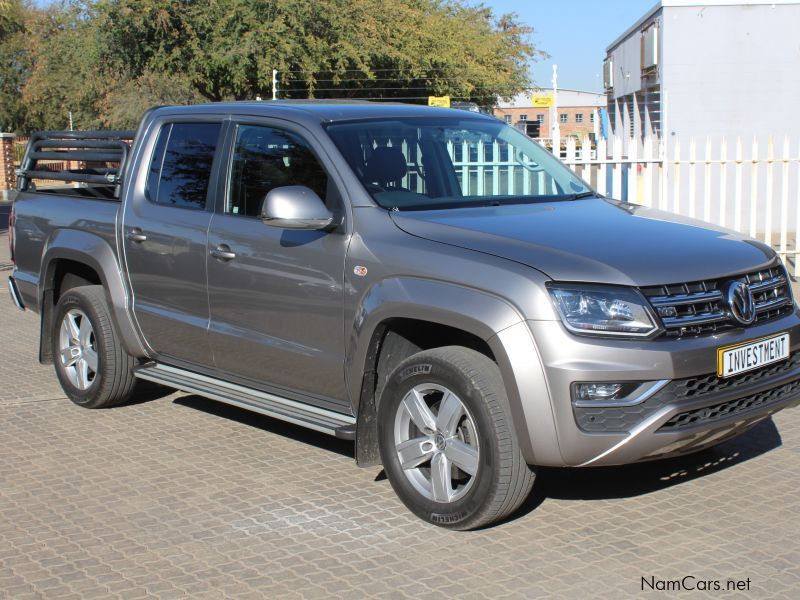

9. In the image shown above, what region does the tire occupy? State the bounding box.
[378,346,536,530]
[52,285,138,408]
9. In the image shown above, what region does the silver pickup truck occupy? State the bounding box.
[8,102,800,529]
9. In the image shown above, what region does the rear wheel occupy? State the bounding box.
[53,285,138,408]
[378,346,535,530]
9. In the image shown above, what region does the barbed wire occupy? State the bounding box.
[273,96,490,101]
[281,76,512,83]
[277,86,521,93]
[279,67,471,74]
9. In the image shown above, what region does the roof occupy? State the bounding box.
[153,100,495,124]
[606,0,800,52]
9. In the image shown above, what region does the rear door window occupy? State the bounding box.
[146,122,221,209]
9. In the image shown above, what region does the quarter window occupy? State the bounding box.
[147,122,221,210]
[228,125,328,217]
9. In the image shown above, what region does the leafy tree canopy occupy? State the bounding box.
[2,0,544,132]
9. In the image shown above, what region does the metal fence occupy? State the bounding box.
[448,133,800,275]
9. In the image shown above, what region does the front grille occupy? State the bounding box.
[641,265,794,338]
[573,352,800,433]
[660,379,800,430]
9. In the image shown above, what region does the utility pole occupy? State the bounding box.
[272,70,278,100]
[551,64,560,154]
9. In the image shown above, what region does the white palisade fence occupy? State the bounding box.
[551,134,800,275]
[404,132,799,274]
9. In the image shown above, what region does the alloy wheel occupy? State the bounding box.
[393,383,480,503]
[58,309,98,390]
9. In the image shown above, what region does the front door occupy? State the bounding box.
[206,122,350,409]
[123,119,223,366]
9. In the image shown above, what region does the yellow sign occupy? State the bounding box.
[531,94,554,108]
[428,96,451,108]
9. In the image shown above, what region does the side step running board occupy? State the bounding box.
[133,363,356,440]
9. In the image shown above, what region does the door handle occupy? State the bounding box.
[126,228,147,243]
[210,245,237,261]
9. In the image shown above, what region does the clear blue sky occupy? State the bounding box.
[484,0,657,92]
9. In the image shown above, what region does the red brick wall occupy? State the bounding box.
[494,106,599,138]
[0,134,16,192]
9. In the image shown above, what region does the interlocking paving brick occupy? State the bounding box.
[1,231,799,598]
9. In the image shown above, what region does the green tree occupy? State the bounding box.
[19,2,106,130]
[0,0,31,131]
[9,0,544,132]
[98,0,542,105]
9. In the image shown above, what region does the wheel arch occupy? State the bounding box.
[348,277,549,467]
[38,229,148,363]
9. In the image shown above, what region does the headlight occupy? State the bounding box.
[548,284,660,337]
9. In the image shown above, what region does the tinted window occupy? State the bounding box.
[147,122,220,209]
[228,125,328,217]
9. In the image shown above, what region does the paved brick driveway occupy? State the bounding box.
[1,226,799,599]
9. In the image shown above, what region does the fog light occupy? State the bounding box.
[576,382,624,401]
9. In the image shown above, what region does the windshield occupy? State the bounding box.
[325,117,592,210]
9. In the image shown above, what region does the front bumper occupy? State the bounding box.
[528,308,800,466]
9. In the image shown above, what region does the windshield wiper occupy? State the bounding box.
[566,191,597,200]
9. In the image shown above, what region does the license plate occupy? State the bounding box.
[717,333,790,378]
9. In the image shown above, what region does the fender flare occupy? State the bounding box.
[39,229,149,359]
[347,277,558,465]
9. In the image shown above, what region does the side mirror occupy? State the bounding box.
[260,186,334,230]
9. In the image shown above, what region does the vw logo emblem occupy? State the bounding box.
[724,281,757,326]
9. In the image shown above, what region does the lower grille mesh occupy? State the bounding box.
[660,379,800,430]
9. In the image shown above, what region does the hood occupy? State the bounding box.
[390,198,776,286]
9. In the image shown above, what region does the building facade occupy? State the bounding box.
[604,0,800,147]
[494,89,605,139]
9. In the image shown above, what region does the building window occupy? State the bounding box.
[519,114,528,121]
[536,114,544,123]
[575,113,583,124]
[641,23,658,74]
[603,58,613,90]
[590,112,595,123]
[559,113,568,124]
[504,115,512,124]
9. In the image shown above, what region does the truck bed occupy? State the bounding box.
[11,189,121,311]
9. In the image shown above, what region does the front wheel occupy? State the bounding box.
[53,285,138,408]
[378,346,536,530]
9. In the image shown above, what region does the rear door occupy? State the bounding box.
[122,117,224,366]
[205,120,351,409]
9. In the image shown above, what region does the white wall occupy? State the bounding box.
[662,3,800,143]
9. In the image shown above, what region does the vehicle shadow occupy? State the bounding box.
[125,380,178,405]
[172,395,355,459]
[501,417,782,526]
[171,394,784,524]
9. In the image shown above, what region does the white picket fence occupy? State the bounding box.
[402,132,800,274]
[548,135,800,275]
